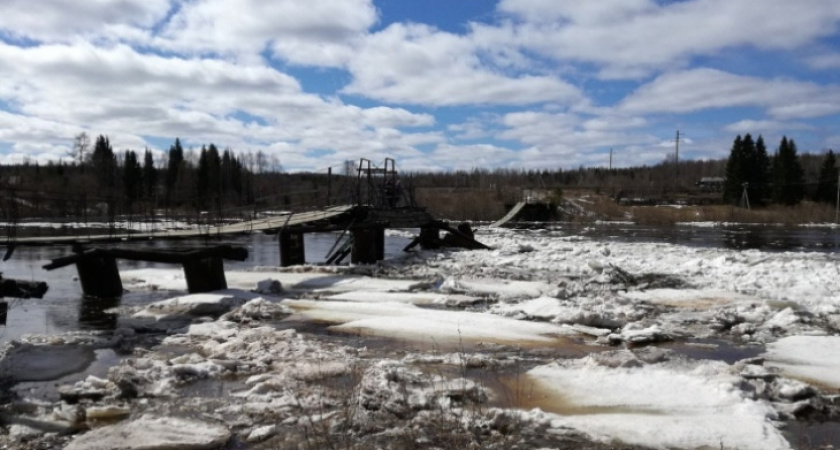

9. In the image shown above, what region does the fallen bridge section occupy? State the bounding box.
[489,201,526,228]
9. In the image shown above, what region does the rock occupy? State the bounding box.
[64,415,230,450]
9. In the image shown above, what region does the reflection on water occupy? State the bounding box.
[0,231,414,343]
[78,296,120,330]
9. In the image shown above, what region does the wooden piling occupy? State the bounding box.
[351,226,384,264]
[183,256,227,293]
[279,229,306,266]
[76,253,123,298]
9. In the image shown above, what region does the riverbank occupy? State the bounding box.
[1,225,839,449]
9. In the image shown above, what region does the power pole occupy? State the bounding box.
[675,130,680,179]
[609,148,613,170]
[740,182,750,210]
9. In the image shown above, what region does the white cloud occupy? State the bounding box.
[498,0,655,24]
[0,0,170,43]
[156,0,376,65]
[342,23,583,106]
[807,53,840,69]
[495,0,840,78]
[0,41,442,170]
[724,120,815,135]
[620,68,840,119]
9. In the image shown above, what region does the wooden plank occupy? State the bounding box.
[43,245,248,270]
[8,205,356,246]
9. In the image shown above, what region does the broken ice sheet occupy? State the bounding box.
[524,353,789,450]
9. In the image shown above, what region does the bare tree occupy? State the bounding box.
[69,131,90,166]
[256,150,268,174]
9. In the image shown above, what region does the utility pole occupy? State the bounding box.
[675,130,680,178]
[609,148,613,170]
[740,182,750,210]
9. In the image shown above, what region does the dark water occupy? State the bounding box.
[1,225,838,448]
[2,224,838,342]
[547,222,840,253]
[0,231,413,343]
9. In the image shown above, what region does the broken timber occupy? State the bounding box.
[0,275,49,326]
[44,245,248,298]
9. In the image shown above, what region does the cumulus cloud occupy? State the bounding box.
[620,69,840,119]
[342,23,584,106]
[0,0,170,43]
[155,0,376,65]
[0,0,839,170]
[494,0,840,78]
[0,40,441,169]
[724,119,814,135]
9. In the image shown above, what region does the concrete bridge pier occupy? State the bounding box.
[279,230,306,267]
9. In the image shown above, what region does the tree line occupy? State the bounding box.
[0,132,836,223]
[723,133,837,206]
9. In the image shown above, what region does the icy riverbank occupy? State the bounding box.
[2,226,839,449]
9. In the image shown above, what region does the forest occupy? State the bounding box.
[0,132,836,224]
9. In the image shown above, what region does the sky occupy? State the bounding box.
[1,0,840,173]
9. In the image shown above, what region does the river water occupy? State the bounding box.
[0,231,413,343]
[2,222,838,448]
[1,223,839,343]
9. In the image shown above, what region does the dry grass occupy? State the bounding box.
[415,188,511,222]
[573,193,839,226]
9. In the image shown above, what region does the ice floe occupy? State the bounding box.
[763,336,840,389]
[526,351,790,450]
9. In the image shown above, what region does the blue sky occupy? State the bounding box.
[1,0,840,172]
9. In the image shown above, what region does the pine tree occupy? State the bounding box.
[748,135,770,205]
[814,150,838,204]
[771,136,805,205]
[723,135,746,204]
[165,138,184,205]
[91,135,116,190]
[143,149,157,200]
[123,150,142,204]
[196,145,209,210]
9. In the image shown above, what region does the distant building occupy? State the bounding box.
[696,177,725,192]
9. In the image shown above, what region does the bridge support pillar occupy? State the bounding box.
[183,257,227,293]
[77,254,123,298]
[280,230,306,266]
[351,226,385,264]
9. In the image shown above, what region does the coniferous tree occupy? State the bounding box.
[165,138,184,205]
[196,145,209,210]
[206,144,221,209]
[723,135,746,204]
[814,150,838,204]
[91,135,116,190]
[771,136,805,205]
[748,135,770,204]
[143,149,157,200]
[123,150,142,204]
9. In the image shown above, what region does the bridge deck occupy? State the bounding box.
[489,201,526,228]
[5,205,355,246]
